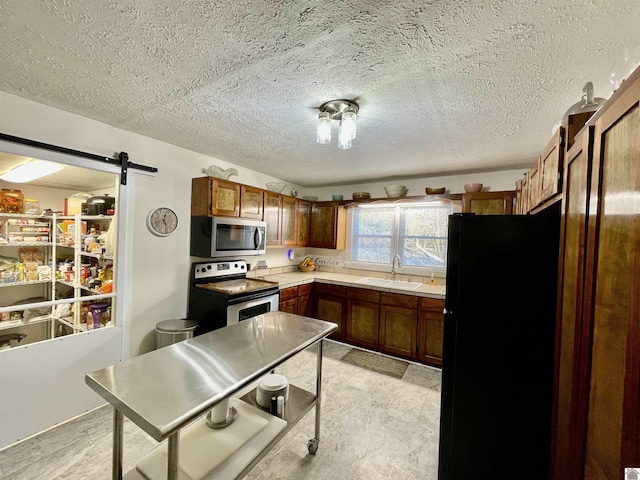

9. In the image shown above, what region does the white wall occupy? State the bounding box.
[0,91,302,357]
[0,91,525,356]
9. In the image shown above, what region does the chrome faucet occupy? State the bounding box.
[391,254,401,280]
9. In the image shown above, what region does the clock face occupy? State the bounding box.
[147,207,178,236]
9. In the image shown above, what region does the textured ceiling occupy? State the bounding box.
[1,1,639,187]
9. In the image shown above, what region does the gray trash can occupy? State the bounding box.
[155,319,198,349]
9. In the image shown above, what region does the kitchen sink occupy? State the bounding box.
[354,277,423,291]
[387,281,422,291]
[354,277,392,287]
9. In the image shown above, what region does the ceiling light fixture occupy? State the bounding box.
[0,160,64,183]
[317,99,359,149]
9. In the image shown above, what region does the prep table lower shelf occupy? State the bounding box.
[136,385,316,480]
[85,312,337,480]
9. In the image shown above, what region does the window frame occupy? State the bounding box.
[344,199,461,276]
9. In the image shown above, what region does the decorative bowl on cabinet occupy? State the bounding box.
[464,183,483,193]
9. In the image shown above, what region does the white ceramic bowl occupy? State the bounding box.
[384,185,407,198]
[266,181,286,193]
[464,183,483,193]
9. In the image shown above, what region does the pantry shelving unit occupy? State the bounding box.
[0,212,116,340]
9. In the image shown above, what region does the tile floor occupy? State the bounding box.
[0,341,442,480]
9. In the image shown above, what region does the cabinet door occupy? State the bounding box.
[279,298,297,313]
[581,81,640,477]
[313,284,346,341]
[263,192,282,245]
[309,202,346,249]
[296,200,311,246]
[240,185,263,219]
[461,191,515,215]
[528,161,541,210]
[379,304,417,359]
[296,294,312,316]
[345,288,380,350]
[281,196,297,246]
[417,298,445,366]
[514,179,522,215]
[211,179,240,217]
[551,127,594,480]
[521,173,530,213]
[540,127,564,203]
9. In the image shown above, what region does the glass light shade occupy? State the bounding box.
[341,108,357,139]
[338,121,352,149]
[316,111,331,144]
[0,160,64,183]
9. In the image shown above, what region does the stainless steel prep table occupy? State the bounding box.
[85,312,338,480]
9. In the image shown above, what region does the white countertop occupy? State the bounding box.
[256,271,446,300]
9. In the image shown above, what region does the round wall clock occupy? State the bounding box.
[146,207,178,237]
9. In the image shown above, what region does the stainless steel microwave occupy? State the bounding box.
[190,216,266,257]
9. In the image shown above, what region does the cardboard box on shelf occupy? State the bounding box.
[64,197,85,215]
[61,220,87,234]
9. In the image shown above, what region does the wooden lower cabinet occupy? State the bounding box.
[313,284,346,341]
[296,283,313,316]
[278,286,298,313]
[379,293,418,359]
[345,288,380,350]
[417,297,445,367]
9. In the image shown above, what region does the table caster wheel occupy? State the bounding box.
[307,438,319,454]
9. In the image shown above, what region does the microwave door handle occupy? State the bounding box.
[254,227,263,250]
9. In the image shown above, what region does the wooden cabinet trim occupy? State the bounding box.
[381,292,418,309]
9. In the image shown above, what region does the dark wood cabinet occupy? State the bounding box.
[239,185,263,219]
[309,202,346,249]
[281,196,297,246]
[345,288,380,350]
[313,283,346,341]
[296,200,311,246]
[550,66,640,478]
[263,191,282,245]
[191,177,240,217]
[278,286,298,313]
[462,191,515,215]
[379,293,418,359]
[417,297,445,367]
[540,127,565,204]
[296,283,313,316]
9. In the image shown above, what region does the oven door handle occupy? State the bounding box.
[254,227,263,250]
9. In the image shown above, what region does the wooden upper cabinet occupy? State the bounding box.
[521,172,530,214]
[281,196,298,246]
[240,185,263,219]
[514,179,523,215]
[191,177,240,217]
[296,200,311,246]
[528,160,541,209]
[309,202,346,249]
[462,191,515,215]
[263,191,282,245]
[540,127,565,203]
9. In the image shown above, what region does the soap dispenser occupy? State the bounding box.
[429,273,437,285]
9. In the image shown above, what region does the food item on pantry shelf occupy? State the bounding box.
[97,280,113,294]
[23,199,40,214]
[0,189,24,213]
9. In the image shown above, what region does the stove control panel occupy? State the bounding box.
[193,259,247,280]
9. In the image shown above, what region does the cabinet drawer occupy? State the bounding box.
[347,287,380,303]
[279,286,298,302]
[381,292,418,309]
[419,297,444,312]
[314,283,346,297]
[298,283,313,296]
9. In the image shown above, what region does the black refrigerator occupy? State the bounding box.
[438,210,560,480]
